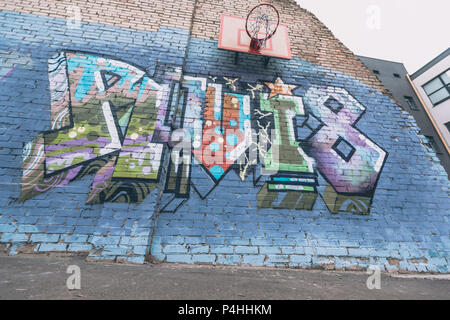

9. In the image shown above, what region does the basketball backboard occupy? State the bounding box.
[218,14,291,60]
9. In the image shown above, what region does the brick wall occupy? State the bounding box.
[5,0,195,32]
[190,0,388,95]
[0,0,449,272]
[0,9,190,264]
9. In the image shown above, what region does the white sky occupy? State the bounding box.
[295,0,449,73]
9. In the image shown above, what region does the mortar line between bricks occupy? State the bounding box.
[146,0,199,263]
[181,0,199,77]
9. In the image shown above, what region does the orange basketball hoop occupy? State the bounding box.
[245,3,280,53]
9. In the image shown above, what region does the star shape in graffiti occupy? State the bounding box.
[264,77,296,98]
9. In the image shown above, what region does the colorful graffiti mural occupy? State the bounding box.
[20,51,387,214]
[21,51,177,203]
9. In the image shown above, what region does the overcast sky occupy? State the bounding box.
[295,0,449,73]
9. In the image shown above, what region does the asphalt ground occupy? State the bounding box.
[0,255,448,300]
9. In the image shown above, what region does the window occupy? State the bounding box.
[393,73,401,78]
[423,136,442,154]
[422,69,450,106]
[404,96,418,111]
[445,122,450,133]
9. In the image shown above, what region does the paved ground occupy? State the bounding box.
[0,255,448,300]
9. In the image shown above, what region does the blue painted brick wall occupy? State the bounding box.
[0,9,449,273]
[151,38,450,273]
[0,11,189,264]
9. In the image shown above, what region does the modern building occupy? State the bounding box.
[359,54,450,178]
[410,48,450,153]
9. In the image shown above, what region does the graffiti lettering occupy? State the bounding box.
[21,51,388,215]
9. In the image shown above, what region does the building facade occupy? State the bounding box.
[410,49,450,155]
[0,0,449,273]
[358,55,450,178]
